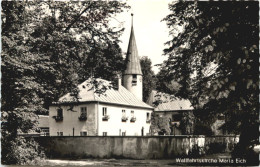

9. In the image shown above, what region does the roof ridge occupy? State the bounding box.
[92,79,96,101]
[150,90,194,111]
[57,78,153,109]
[119,86,152,107]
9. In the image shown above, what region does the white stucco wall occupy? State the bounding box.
[49,102,152,136]
[97,103,152,136]
[49,103,97,136]
[123,74,143,101]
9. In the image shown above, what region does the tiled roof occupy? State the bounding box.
[146,90,193,111]
[124,24,142,75]
[57,78,153,109]
[38,115,49,128]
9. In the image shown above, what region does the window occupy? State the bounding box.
[130,111,136,122]
[122,132,126,136]
[57,108,63,117]
[146,112,150,120]
[81,107,87,116]
[171,114,174,120]
[40,128,49,136]
[132,74,137,85]
[80,131,87,136]
[54,108,63,121]
[102,107,109,121]
[172,114,182,121]
[146,112,151,123]
[103,132,107,136]
[122,110,126,116]
[57,132,63,136]
[103,107,107,116]
[79,107,87,121]
[122,110,127,122]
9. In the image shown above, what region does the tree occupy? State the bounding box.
[1,1,129,164]
[140,56,156,102]
[179,111,195,135]
[150,113,171,135]
[162,1,258,162]
[156,64,181,95]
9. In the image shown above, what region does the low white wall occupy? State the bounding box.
[35,136,240,159]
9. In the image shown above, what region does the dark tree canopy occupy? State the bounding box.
[1,1,129,164]
[150,113,171,135]
[140,56,156,102]
[179,111,195,135]
[156,65,181,95]
[161,1,259,161]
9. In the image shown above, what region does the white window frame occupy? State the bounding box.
[102,107,107,116]
[122,109,126,116]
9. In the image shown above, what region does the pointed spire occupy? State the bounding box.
[124,13,142,75]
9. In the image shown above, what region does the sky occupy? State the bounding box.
[114,0,172,74]
[37,0,172,74]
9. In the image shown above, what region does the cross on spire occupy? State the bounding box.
[131,13,134,27]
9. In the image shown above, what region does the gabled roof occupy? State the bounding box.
[146,90,193,111]
[124,16,142,75]
[56,78,153,109]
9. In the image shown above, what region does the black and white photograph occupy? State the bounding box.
[1,0,259,166]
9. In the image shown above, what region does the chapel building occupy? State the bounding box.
[49,14,153,136]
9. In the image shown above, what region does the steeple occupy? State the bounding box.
[123,14,143,101]
[124,13,142,75]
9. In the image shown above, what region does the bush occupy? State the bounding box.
[193,122,213,136]
[1,136,45,165]
[188,144,205,157]
[205,143,226,154]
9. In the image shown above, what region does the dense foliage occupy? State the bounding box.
[179,111,195,135]
[140,56,156,102]
[1,1,128,164]
[161,1,258,161]
[150,113,171,135]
